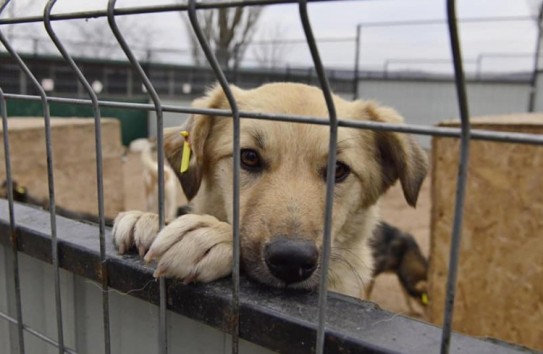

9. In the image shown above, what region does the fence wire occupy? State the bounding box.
[0,85,25,354]
[43,1,111,353]
[1,1,65,353]
[441,1,471,352]
[106,0,169,351]
[186,0,242,351]
[0,1,541,354]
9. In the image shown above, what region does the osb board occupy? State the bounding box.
[429,116,543,351]
[0,118,125,218]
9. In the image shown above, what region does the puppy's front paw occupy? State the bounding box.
[144,214,233,284]
[112,211,160,256]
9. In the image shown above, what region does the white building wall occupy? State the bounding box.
[146,78,539,148]
[0,245,274,354]
[358,79,532,147]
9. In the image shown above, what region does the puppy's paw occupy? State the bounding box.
[144,214,233,284]
[112,211,160,256]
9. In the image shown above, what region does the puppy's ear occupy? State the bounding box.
[365,102,428,207]
[164,85,226,200]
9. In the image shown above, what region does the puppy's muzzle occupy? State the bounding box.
[264,238,318,284]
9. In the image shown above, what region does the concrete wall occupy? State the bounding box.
[146,78,538,149]
[357,79,533,147]
[0,244,274,354]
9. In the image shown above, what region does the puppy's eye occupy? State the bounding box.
[240,149,263,172]
[335,161,351,183]
[321,161,351,183]
[322,161,351,183]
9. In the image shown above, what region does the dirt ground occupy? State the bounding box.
[123,151,431,320]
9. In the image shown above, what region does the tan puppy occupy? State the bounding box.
[112,83,427,298]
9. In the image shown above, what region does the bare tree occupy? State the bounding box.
[181,1,263,69]
[251,24,288,69]
[1,0,157,61]
[64,17,157,60]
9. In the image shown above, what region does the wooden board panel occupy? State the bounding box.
[0,118,124,219]
[429,114,543,351]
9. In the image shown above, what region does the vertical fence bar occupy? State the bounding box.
[0,3,65,353]
[42,1,111,353]
[528,4,543,112]
[106,1,168,352]
[0,9,25,351]
[0,5,25,354]
[352,24,361,99]
[297,1,338,353]
[187,1,241,352]
[0,4,26,353]
[0,312,79,354]
[440,0,472,353]
[0,86,25,353]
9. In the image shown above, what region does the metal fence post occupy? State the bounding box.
[186,1,242,352]
[43,2,111,353]
[440,0,472,352]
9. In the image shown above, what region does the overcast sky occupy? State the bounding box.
[1,0,540,75]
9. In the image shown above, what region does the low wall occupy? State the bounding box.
[0,118,125,219]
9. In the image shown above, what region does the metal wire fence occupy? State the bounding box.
[0,1,542,354]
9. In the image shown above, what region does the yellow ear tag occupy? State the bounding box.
[180,131,191,174]
[16,186,26,194]
[421,293,429,305]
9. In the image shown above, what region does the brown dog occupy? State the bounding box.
[112,83,427,297]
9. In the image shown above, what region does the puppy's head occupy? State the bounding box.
[165,83,427,289]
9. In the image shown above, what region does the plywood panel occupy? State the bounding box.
[429,114,543,351]
[0,118,124,219]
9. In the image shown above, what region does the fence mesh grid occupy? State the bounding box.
[0,1,542,354]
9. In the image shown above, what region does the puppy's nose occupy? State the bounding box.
[264,238,318,284]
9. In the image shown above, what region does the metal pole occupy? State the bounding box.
[352,24,361,99]
[440,0,472,352]
[0,5,65,353]
[383,60,390,79]
[106,1,167,353]
[0,88,25,354]
[476,54,483,80]
[528,3,543,112]
[187,1,241,352]
[43,2,111,353]
[298,1,338,353]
